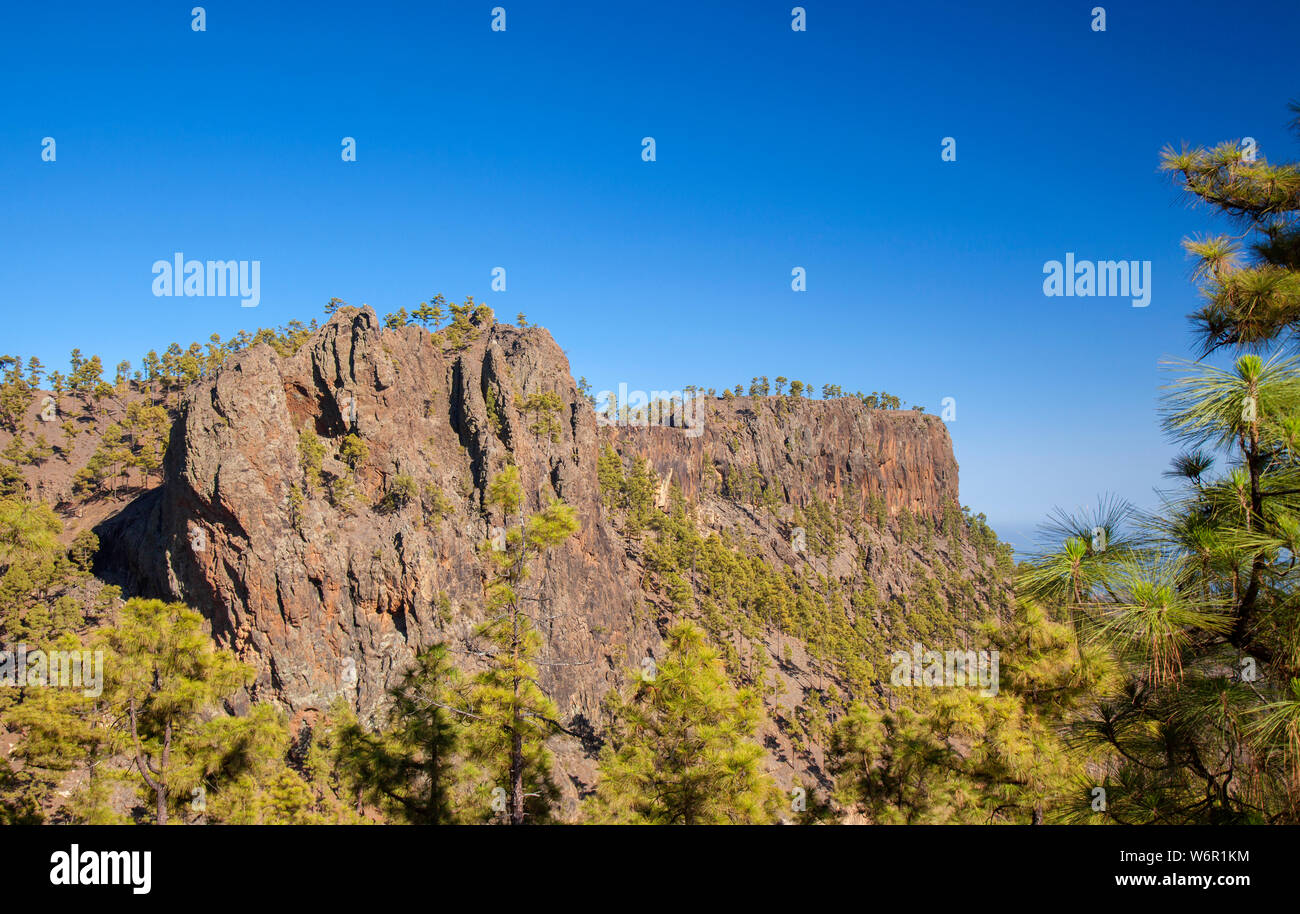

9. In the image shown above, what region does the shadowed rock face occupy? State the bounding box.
[95,306,996,812]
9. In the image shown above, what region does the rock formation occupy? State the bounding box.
[84,306,1009,813]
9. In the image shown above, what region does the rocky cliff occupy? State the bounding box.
[606,396,959,520]
[95,308,658,806]
[87,306,1010,813]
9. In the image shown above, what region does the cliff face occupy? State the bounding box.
[91,307,1008,812]
[605,397,959,520]
[97,308,658,802]
[603,397,979,610]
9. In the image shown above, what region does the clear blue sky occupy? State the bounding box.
[3,0,1298,544]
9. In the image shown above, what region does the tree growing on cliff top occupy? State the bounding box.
[412,297,445,330]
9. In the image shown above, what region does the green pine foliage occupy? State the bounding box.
[323,645,467,823]
[586,621,780,824]
[1012,102,1300,823]
[460,466,579,823]
[98,598,254,823]
[830,604,1105,824]
[297,427,326,492]
[0,499,114,645]
[514,391,564,443]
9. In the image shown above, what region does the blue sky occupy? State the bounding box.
[3,0,1298,545]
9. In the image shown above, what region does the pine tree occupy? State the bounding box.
[830,604,1098,824]
[0,498,80,642]
[3,634,125,823]
[339,433,368,473]
[424,293,447,330]
[69,354,103,395]
[0,359,32,432]
[297,427,325,492]
[98,598,253,824]
[330,644,466,823]
[1018,102,1300,822]
[122,402,169,485]
[182,702,350,825]
[411,300,439,329]
[464,466,578,823]
[587,621,779,824]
